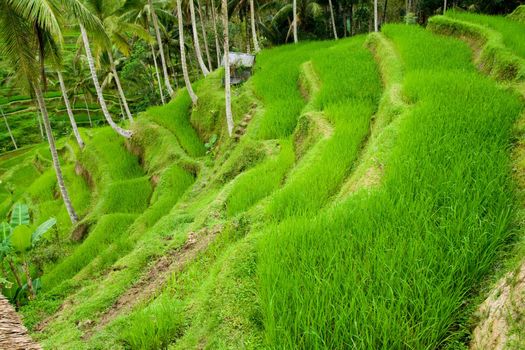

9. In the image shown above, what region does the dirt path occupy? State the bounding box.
[82,224,222,339]
[0,294,41,350]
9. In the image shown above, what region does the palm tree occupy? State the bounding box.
[79,23,133,138]
[293,0,298,43]
[148,0,175,95]
[250,0,261,52]
[57,70,85,148]
[177,0,199,104]
[210,0,222,66]
[197,0,213,70]
[222,0,234,135]
[0,0,79,224]
[80,0,147,124]
[150,42,166,104]
[328,0,338,39]
[121,0,167,104]
[189,0,210,76]
[0,106,17,150]
[85,1,153,122]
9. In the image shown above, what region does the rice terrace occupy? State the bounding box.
[1,0,525,349]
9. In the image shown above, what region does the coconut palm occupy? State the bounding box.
[177,0,199,104]
[84,0,153,122]
[222,0,234,135]
[57,70,85,148]
[149,0,175,95]
[328,0,338,39]
[0,0,79,224]
[79,23,132,138]
[120,0,168,104]
[210,0,222,66]
[250,0,261,51]
[189,0,210,76]
[0,106,17,150]
[293,0,298,42]
[197,0,213,69]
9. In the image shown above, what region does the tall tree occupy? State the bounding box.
[79,24,133,138]
[222,0,234,135]
[0,106,17,150]
[250,0,261,51]
[149,0,175,95]
[150,42,166,104]
[189,0,210,76]
[177,0,199,104]
[0,0,79,224]
[328,0,338,39]
[107,50,133,121]
[210,0,222,66]
[197,0,213,70]
[57,70,85,148]
[293,0,298,43]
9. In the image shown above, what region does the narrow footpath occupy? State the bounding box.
[0,294,41,350]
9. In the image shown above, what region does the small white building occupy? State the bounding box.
[222,52,256,85]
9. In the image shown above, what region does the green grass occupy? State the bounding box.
[0,17,522,350]
[96,177,152,215]
[428,15,525,82]
[258,26,522,348]
[146,89,206,157]
[267,37,381,220]
[42,213,138,290]
[226,139,294,216]
[120,295,186,350]
[252,42,332,139]
[509,5,525,23]
[448,11,525,59]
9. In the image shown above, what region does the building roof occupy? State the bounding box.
[222,52,256,67]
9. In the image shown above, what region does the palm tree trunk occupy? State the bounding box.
[149,0,175,96]
[374,0,378,32]
[177,0,199,105]
[443,0,447,14]
[7,259,22,289]
[210,0,221,68]
[57,71,84,149]
[150,42,166,105]
[118,95,125,120]
[84,95,93,127]
[34,85,78,225]
[222,0,234,136]
[108,51,133,122]
[189,0,210,76]
[197,0,213,71]
[22,260,35,300]
[79,24,132,138]
[250,0,261,52]
[36,111,45,140]
[0,106,17,150]
[293,0,298,43]
[328,0,338,39]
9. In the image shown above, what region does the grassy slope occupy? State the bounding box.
[429,11,525,348]
[0,19,522,350]
[258,26,521,348]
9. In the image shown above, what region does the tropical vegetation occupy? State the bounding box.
[0,0,524,349]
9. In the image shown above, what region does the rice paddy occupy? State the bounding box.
[1,10,524,350]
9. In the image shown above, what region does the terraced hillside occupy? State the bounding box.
[0,29,127,153]
[1,12,524,349]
